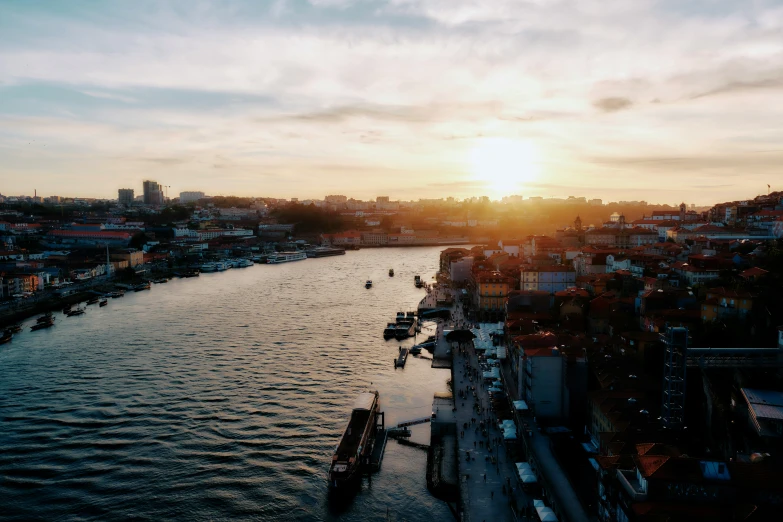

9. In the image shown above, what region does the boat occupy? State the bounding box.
[394,321,415,340]
[152,278,168,284]
[328,391,380,489]
[267,251,308,264]
[305,247,346,258]
[134,282,151,292]
[37,312,55,323]
[108,291,125,298]
[86,297,100,305]
[383,323,398,339]
[389,269,394,277]
[365,280,372,289]
[215,261,229,271]
[99,299,108,307]
[236,258,254,268]
[0,331,13,345]
[31,320,54,331]
[395,312,405,321]
[409,345,422,355]
[7,324,22,334]
[200,263,217,273]
[414,275,421,284]
[67,308,85,317]
[63,304,72,313]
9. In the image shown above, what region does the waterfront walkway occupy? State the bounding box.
[442,298,527,522]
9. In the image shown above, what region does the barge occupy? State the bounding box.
[329,391,380,489]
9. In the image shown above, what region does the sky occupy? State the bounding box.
[1,0,782,205]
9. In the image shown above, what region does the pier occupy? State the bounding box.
[394,347,409,368]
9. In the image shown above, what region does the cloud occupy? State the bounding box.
[2,0,783,204]
[593,97,633,113]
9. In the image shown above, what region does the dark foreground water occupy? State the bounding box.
[0,247,453,521]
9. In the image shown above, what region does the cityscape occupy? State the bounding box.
[3,1,783,522]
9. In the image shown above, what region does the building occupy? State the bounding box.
[118,188,134,206]
[521,265,576,293]
[46,229,132,246]
[143,180,164,206]
[325,195,348,204]
[111,249,144,268]
[741,388,783,438]
[520,346,564,418]
[700,288,754,322]
[475,271,512,317]
[179,191,205,204]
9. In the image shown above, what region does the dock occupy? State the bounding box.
[369,428,388,472]
[394,347,409,368]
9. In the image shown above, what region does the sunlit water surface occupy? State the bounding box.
[0,247,453,521]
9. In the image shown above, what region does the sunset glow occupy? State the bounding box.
[469,138,539,198]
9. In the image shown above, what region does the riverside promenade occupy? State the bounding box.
[431,289,527,521]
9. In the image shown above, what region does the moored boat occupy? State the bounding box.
[383,323,398,339]
[267,251,307,264]
[1,330,13,344]
[66,308,85,317]
[305,247,346,258]
[31,320,55,331]
[328,391,380,489]
[99,299,108,307]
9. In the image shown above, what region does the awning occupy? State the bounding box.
[513,400,529,411]
[519,472,536,483]
[536,507,557,521]
[488,387,503,393]
[533,499,545,508]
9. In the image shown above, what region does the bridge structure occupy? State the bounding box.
[661,326,783,430]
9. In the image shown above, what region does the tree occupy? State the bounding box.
[129,232,147,250]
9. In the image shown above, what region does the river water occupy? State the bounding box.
[0,247,454,521]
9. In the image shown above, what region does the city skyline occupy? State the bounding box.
[2,1,783,204]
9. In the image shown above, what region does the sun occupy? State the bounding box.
[469,138,540,197]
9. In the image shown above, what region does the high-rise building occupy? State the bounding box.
[118,188,135,206]
[179,191,205,204]
[325,195,348,204]
[143,180,163,205]
[376,196,390,204]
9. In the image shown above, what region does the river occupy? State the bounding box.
[0,247,454,521]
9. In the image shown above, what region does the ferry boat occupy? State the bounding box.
[329,391,380,489]
[365,280,372,289]
[267,251,307,264]
[305,247,346,258]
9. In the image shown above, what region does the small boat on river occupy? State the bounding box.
[99,299,108,307]
[365,280,372,289]
[31,320,55,331]
[389,268,394,277]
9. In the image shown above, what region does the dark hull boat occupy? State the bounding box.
[328,391,380,490]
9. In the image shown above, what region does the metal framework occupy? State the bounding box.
[661,327,783,430]
[661,327,688,430]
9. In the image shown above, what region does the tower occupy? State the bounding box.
[661,327,688,430]
[574,215,582,231]
[679,202,686,221]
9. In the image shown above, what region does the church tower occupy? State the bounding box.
[679,202,686,221]
[574,215,582,231]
